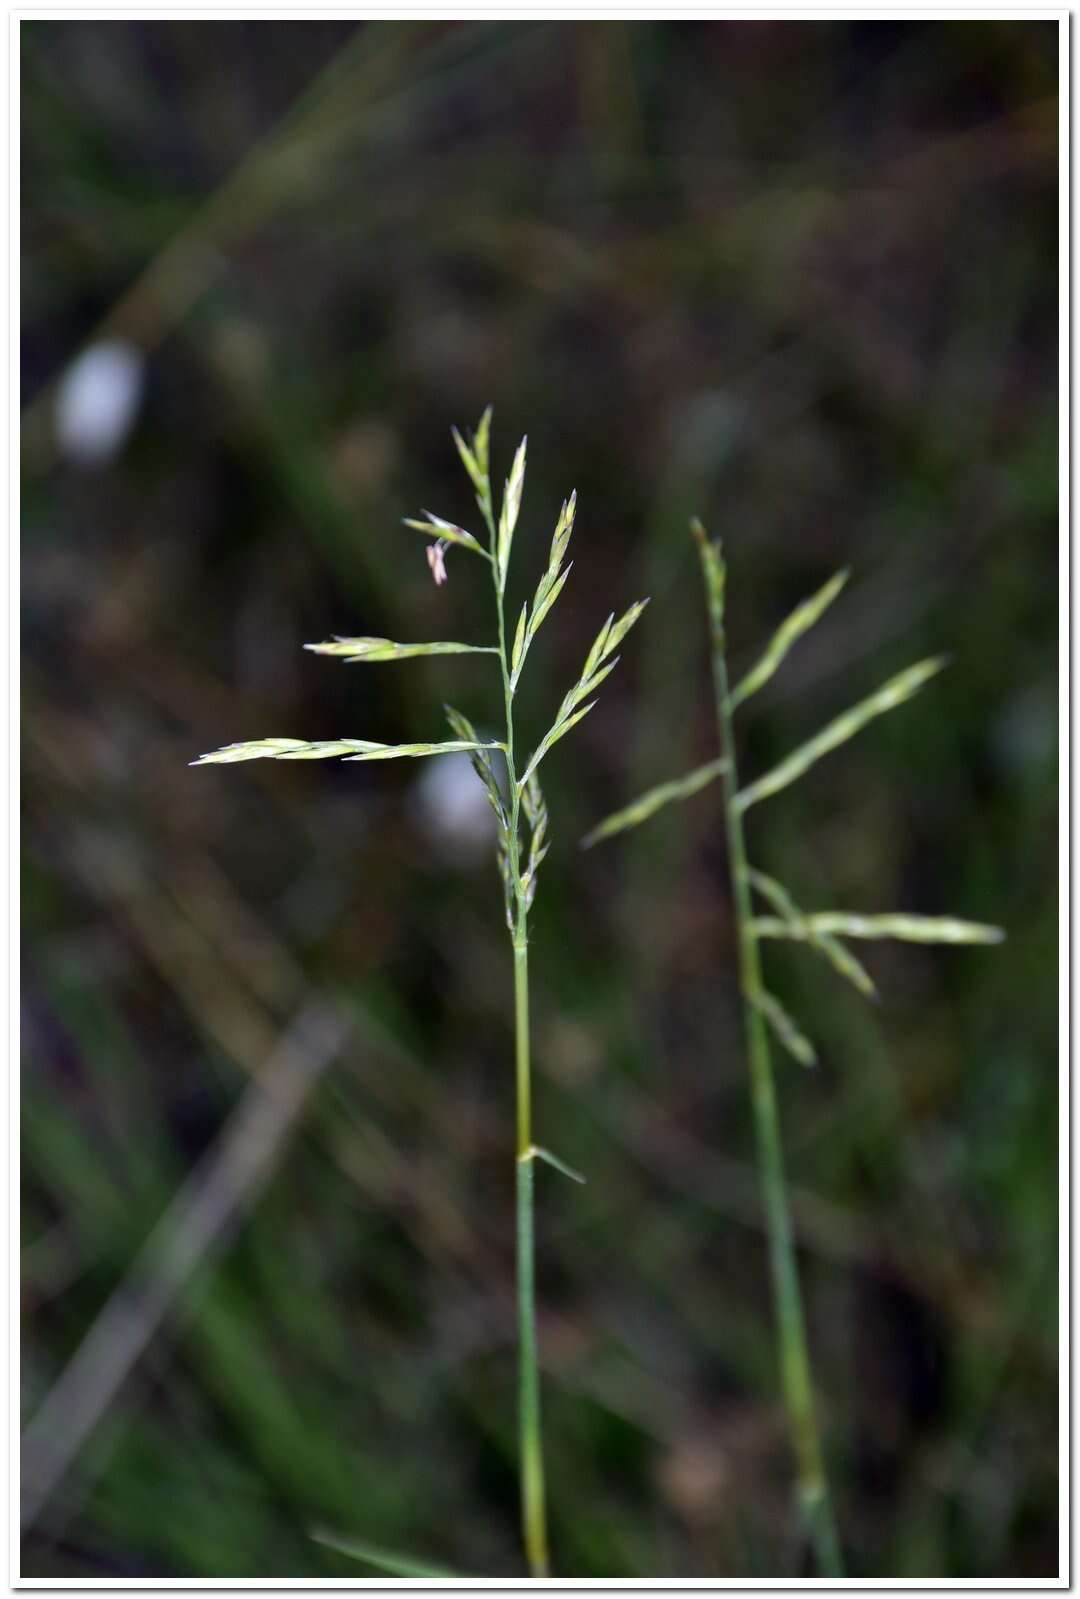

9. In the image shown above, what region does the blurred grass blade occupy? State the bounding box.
[402,511,488,558]
[734,656,948,813]
[304,637,498,663]
[192,737,502,766]
[311,1528,464,1578]
[526,1144,586,1184]
[751,912,1005,944]
[21,1005,348,1531]
[749,987,817,1068]
[746,868,877,999]
[729,570,849,712]
[581,757,729,849]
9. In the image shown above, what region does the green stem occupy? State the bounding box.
[697,531,843,1578]
[485,490,549,1578]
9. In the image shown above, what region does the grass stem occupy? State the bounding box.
[486,481,549,1579]
[697,530,843,1578]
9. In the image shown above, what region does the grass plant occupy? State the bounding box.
[193,410,647,1577]
[583,520,1004,1577]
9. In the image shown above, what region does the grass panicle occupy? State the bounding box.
[582,522,1004,1577]
[194,410,645,1579]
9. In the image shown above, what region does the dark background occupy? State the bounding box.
[21,19,1058,1580]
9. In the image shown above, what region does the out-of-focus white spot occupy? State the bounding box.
[677,390,746,474]
[55,340,145,465]
[991,686,1056,775]
[411,752,497,862]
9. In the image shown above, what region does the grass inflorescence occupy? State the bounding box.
[583,518,1004,1576]
[193,409,647,1578]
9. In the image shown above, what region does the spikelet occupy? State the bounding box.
[691,518,725,640]
[581,758,729,849]
[519,599,649,789]
[509,493,576,692]
[190,737,502,767]
[734,657,948,813]
[402,511,487,559]
[520,772,549,911]
[728,570,849,712]
[750,912,1005,945]
[745,869,877,999]
[497,436,528,587]
[305,637,499,664]
[748,986,817,1068]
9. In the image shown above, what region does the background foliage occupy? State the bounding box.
[21,19,1058,1579]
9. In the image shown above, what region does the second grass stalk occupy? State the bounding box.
[692,522,843,1578]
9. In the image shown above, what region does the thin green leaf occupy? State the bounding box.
[402,512,487,558]
[497,435,527,584]
[734,656,948,813]
[523,1144,586,1184]
[581,757,729,849]
[304,637,498,663]
[745,869,876,999]
[311,1529,463,1579]
[729,569,849,712]
[750,912,1005,945]
[749,987,817,1068]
